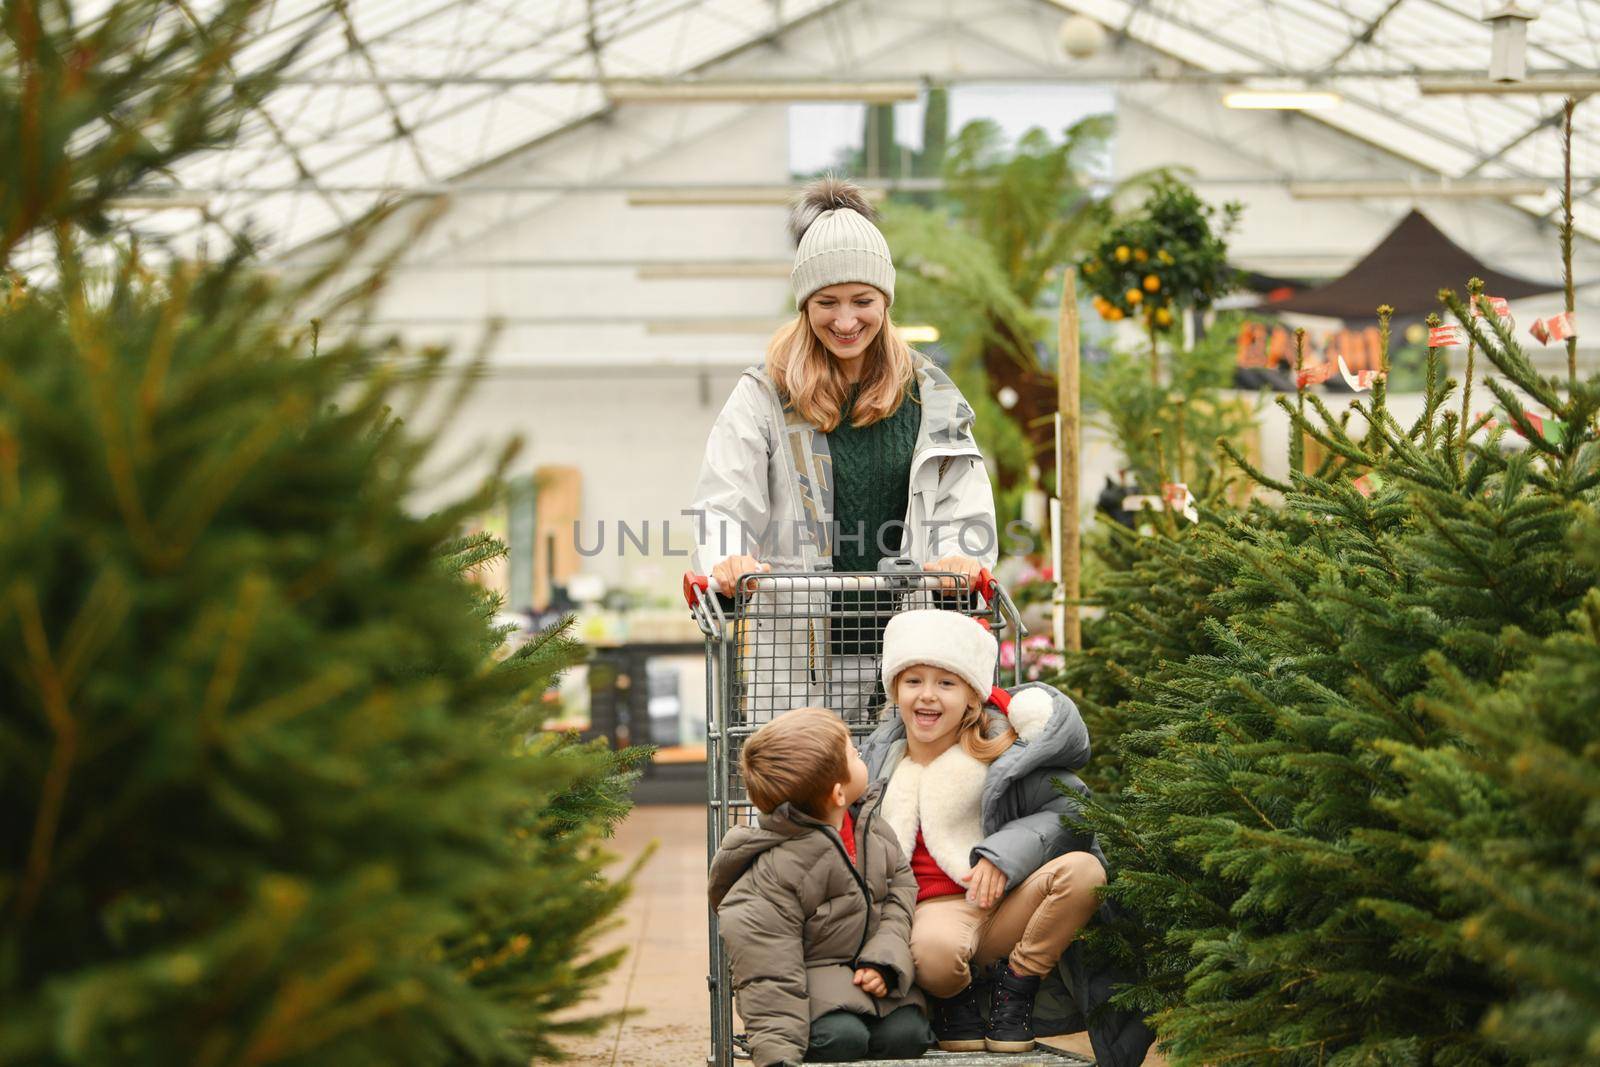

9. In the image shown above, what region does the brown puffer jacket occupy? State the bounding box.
[708,782,924,1067]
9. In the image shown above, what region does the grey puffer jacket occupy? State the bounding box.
[708,783,925,1067]
[857,682,1106,886]
[859,681,1153,1067]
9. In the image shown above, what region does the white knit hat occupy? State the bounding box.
[788,176,896,309]
[881,609,996,702]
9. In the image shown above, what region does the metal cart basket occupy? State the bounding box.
[684,560,1092,1066]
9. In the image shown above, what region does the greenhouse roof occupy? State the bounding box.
[1050,0,1600,239]
[133,0,1600,254]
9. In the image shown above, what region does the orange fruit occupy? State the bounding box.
[1143,274,1161,292]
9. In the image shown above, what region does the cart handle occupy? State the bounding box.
[686,567,998,606]
[683,571,743,610]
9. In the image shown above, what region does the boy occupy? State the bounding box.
[708,708,933,1066]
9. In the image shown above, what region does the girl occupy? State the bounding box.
[688,177,996,718]
[858,609,1107,1055]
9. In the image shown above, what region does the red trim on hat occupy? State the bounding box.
[988,685,1011,714]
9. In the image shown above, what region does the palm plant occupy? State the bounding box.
[884,115,1154,501]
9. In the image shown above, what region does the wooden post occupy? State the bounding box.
[1057,271,1082,653]
[1173,396,1188,486]
[1562,98,1577,387]
[1148,317,1160,387]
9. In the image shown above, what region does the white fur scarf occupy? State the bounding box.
[881,743,988,886]
[879,688,1056,886]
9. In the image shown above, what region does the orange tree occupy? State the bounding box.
[1078,179,1239,384]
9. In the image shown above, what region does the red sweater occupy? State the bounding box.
[839,810,858,866]
[910,829,965,902]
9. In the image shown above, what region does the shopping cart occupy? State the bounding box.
[683,559,1093,1066]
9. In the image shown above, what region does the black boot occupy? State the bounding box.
[986,959,1041,1052]
[930,982,986,1052]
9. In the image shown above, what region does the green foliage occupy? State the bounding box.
[1387,507,1600,1065]
[939,116,1116,309]
[882,115,1122,499]
[1078,177,1239,330]
[1061,277,1600,1065]
[1,3,643,1062]
[917,88,949,180]
[0,0,305,262]
[882,194,1044,376]
[1085,312,1259,494]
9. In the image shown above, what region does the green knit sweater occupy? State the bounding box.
[827,380,920,658]
[828,379,921,572]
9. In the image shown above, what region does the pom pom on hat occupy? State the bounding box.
[1004,686,1054,742]
[881,610,997,703]
[787,175,877,245]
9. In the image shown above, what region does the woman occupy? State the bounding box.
[688,177,998,719]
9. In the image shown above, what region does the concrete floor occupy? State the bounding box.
[552,805,1165,1067]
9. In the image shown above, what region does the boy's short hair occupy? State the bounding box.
[741,708,852,817]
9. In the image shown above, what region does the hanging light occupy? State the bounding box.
[1058,15,1107,60]
[1223,89,1342,110]
[1486,3,1538,83]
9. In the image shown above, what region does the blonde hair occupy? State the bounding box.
[893,671,1017,764]
[765,303,917,433]
[956,701,1018,763]
[741,708,852,817]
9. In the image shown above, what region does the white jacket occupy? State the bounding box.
[689,358,998,576]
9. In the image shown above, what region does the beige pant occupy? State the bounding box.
[910,852,1107,998]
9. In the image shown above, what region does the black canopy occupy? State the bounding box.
[1265,210,1557,321]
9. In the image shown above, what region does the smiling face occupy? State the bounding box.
[805,283,885,371]
[895,664,980,756]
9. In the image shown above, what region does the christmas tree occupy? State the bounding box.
[1,2,643,1063]
[1387,504,1600,1065]
[1061,112,1598,1063]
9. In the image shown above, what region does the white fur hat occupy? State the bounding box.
[881,609,996,701]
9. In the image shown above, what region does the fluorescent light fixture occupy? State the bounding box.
[607,80,921,105]
[1290,179,1548,199]
[898,325,941,344]
[1223,89,1342,110]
